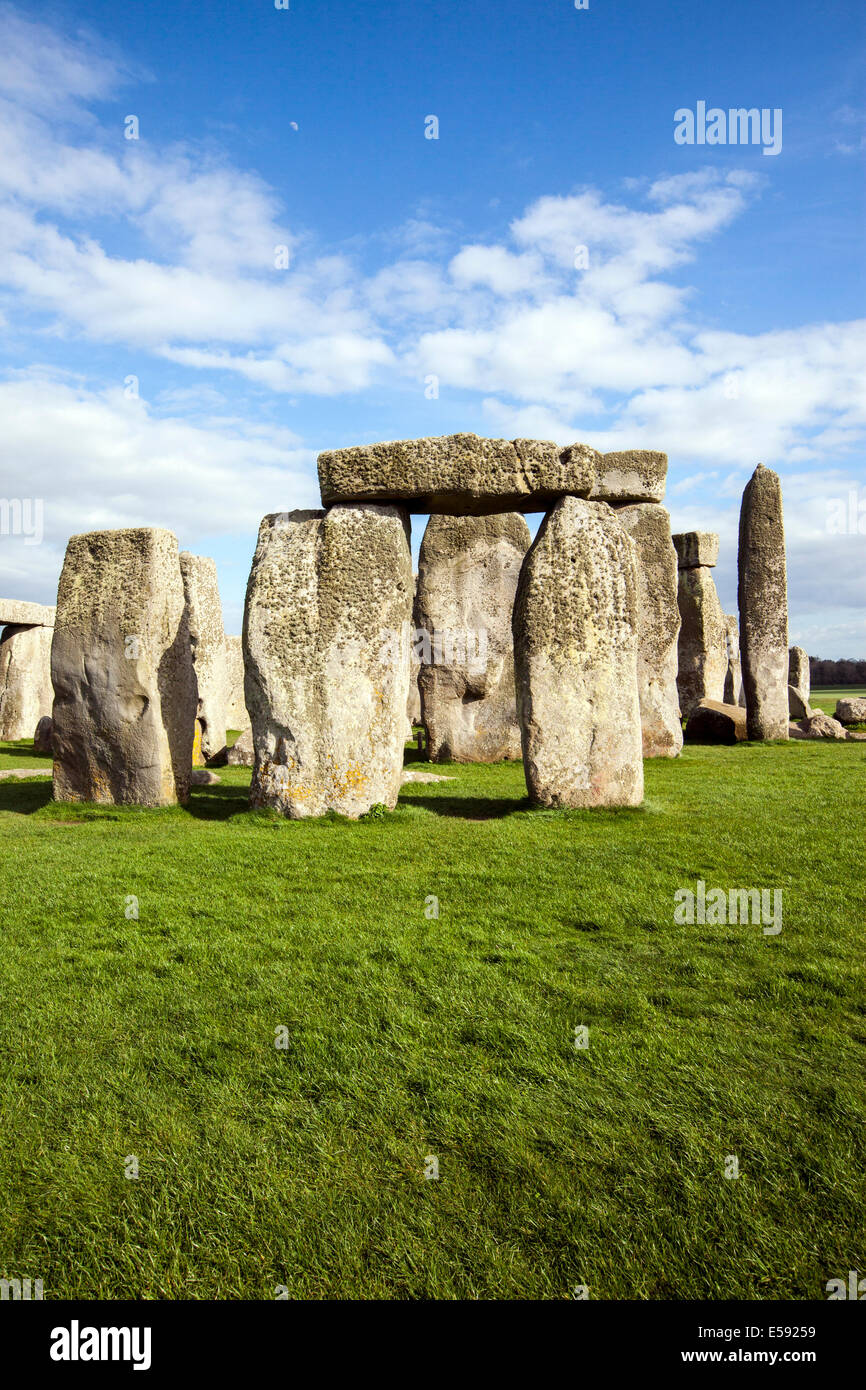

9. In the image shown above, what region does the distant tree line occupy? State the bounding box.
[810,657,866,686]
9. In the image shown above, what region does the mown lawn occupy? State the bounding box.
[0,735,863,1300]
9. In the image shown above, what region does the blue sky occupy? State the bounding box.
[0,0,863,651]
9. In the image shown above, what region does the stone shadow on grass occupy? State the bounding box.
[184,784,252,821]
[403,793,531,820]
[0,781,54,814]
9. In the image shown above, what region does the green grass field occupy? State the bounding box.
[0,731,864,1300]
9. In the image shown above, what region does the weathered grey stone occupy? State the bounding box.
[676,567,728,722]
[591,451,667,504]
[787,685,812,720]
[226,727,254,766]
[244,504,413,818]
[0,599,55,626]
[835,697,866,724]
[190,768,221,785]
[224,635,249,730]
[738,464,789,740]
[673,532,719,570]
[415,512,530,763]
[513,496,643,808]
[790,711,847,741]
[0,624,54,741]
[318,434,597,514]
[33,714,53,754]
[51,528,196,806]
[788,646,810,703]
[723,614,745,707]
[684,698,747,744]
[180,552,228,763]
[614,503,682,757]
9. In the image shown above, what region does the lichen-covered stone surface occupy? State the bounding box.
[51,528,196,806]
[0,624,54,740]
[614,503,682,758]
[673,531,719,570]
[676,567,728,722]
[415,512,530,763]
[591,451,668,504]
[244,504,412,818]
[318,434,597,514]
[738,464,789,740]
[513,496,643,808]
[180,552,228,762]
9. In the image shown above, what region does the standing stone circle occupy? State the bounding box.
[52,528,197,806]
[0,624,54,741]
[243,505,412,818]
[415,513,530,763]
[614,503,682,758]
[180,552,229,763]
[738,464,789,740]
[513,496,643,808]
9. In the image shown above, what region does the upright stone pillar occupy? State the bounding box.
[673,532,728,722]
[244,504,412,818]
[180,552,228,763]
[738,464,789,740]
[614,503,682,757]
[0,624,53,740]
[513,496,643,808]
[51,528,196,805]
[415,513,530,762]
[224,635,249,731]
[724,614,745,707]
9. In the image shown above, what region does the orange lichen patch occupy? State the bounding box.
[192,723,205,767]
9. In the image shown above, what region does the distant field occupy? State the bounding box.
[0,735,864,1300]
[809,685,866,716]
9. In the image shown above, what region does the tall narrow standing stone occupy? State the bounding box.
[51,528,196,805]
[224,635,249,730]
[738,464,789,740]
[180,553,228,763]
[415,513,530,762]
[513,496,643,808]
[614,504,682,757]
[788,646,810,702]
[243,504,412,818]
[673,533,728,722]
[0,624,53,740]
[723,614,745,707]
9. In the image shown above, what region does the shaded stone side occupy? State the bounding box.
[614,503,682,758]
[243,504,412,818]
[788,645,810,702]
[513,496,643,808]
[676,567,728,722]
[51,528,196,806]
[738,464,789,740]
[0,624,54,740]
[415,512,530,763]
